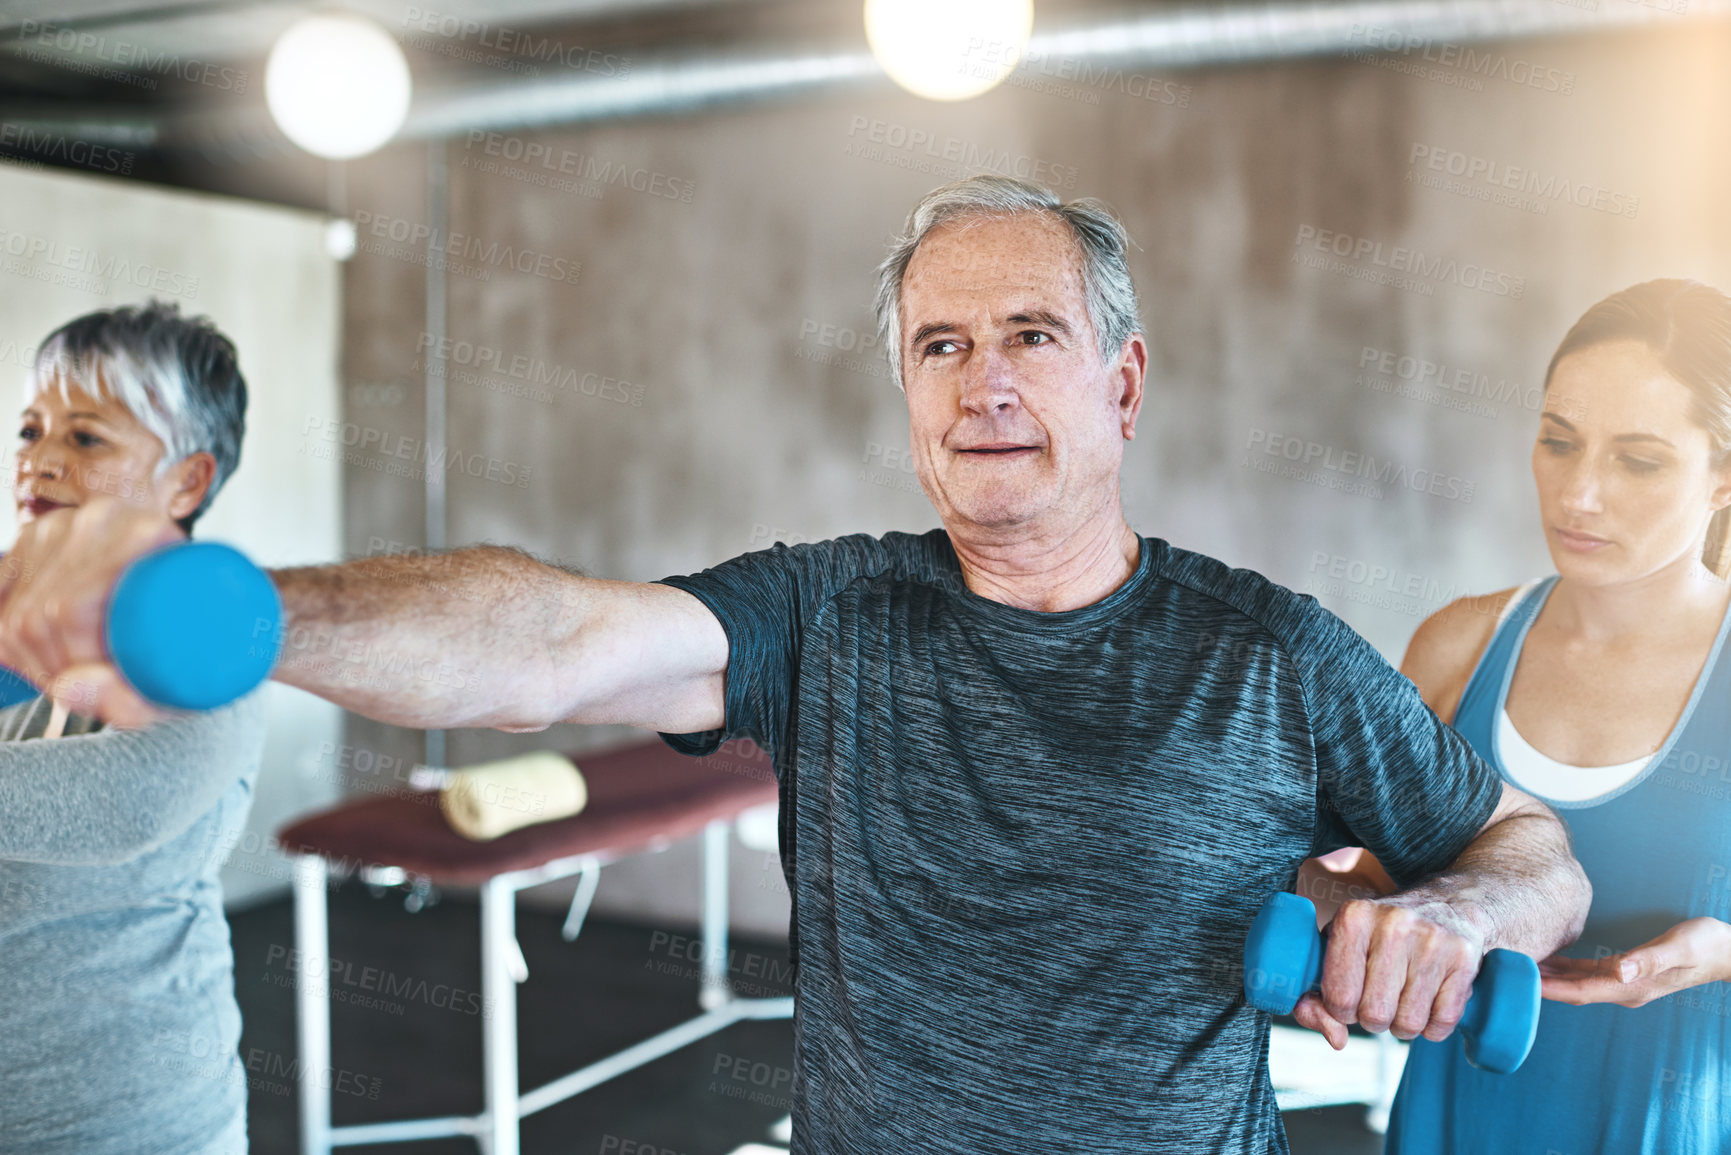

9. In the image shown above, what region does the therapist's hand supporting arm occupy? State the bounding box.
[1539,917,1731,1006]
[1294,847,1396,927]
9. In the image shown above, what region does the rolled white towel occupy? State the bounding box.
[438,751,588,841]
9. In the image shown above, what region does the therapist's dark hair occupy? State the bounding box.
[1543,279,1731,576]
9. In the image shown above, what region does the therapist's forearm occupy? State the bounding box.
[268,545,582,731]
[1297,857,1393,927]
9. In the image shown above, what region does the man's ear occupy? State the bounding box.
[1115,334,1149,441]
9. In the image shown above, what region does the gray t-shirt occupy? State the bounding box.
[657,530,1502,1154]
[0,690,266,1155]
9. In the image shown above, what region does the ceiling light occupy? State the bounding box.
[266,14,412,159]
[865,0,1034,102]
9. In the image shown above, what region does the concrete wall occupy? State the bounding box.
[0,162,344,908]
[336,20,1731,937]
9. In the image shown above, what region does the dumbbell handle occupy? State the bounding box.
[1242,891,1540,1074]
[0,540,281,712]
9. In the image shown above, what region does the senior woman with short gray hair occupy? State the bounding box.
[0,301,267,1154]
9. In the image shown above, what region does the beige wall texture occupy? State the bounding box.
[334,21,1731,937]
[0,162,345,908]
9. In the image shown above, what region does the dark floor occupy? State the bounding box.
[231,884,1383,1154]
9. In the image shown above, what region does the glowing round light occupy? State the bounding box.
[266,14,411,160]
[865,0,1034,102]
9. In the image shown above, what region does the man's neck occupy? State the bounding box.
[945,516,1142,613]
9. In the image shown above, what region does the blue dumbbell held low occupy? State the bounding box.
[1243,891,1541,1074]
[0,541,281,712]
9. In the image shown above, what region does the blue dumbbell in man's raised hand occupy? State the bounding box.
[0,541,282,712]
[1243,891,1541,1074]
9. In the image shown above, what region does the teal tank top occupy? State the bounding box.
[1384,576,1731,1154]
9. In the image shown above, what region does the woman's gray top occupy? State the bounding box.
[0,689,268,1154]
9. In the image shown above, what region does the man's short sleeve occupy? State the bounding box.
[1282,600,1505,888]
[652,533,912,760]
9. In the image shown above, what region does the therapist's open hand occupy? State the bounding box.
[0,496,184,727]
[1291,893,1487,1051]
[1539,917,1731,1007]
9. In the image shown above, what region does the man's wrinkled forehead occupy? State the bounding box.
[900,214,1088,326]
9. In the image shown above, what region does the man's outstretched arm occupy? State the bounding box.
[0,498,729,734]
[269,545,729,733]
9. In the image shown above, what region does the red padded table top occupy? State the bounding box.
[276,739,777,886]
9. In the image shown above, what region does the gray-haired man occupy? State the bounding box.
[0,176,1588,1153]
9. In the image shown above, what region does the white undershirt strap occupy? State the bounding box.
[1496,707,1652,803]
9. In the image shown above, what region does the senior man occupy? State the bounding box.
[0,175,1587,1153]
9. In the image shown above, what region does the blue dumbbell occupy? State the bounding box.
[0,663,33,708]
[0,541,281,712]
[1243,891,1541,1074]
